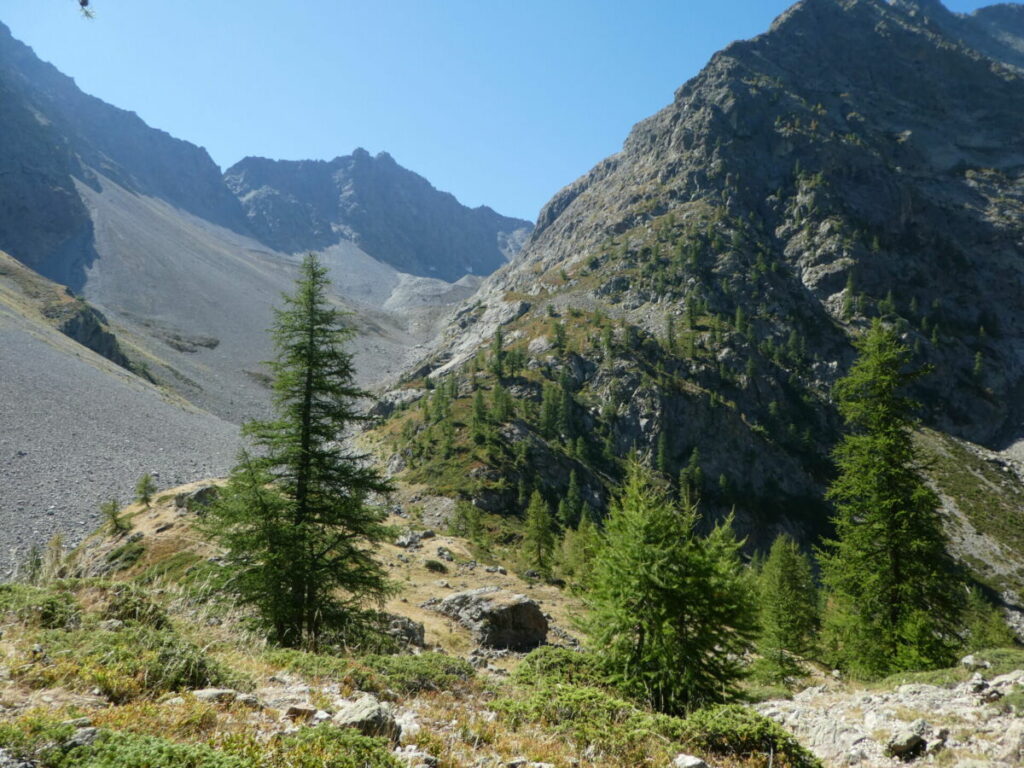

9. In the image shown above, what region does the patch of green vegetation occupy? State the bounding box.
[512,646,604,688]
[492,683,818,768]
[0,583,81,629]
[0,719,401,768]
[875,647,1024,689]
[136,551,204,585]
[14,624,243,703]
[264,649,476,696]
[105,540,146,572]
[917,429,1024,590]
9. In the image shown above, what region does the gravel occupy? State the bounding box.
[0,310,239,575]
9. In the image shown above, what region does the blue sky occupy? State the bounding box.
[3,0,988,221]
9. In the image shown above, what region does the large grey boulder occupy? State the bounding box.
[332,694,400,743]
[436,587,547,650]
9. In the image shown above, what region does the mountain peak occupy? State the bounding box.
[224,153,531,280]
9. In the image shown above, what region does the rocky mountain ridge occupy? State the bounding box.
[225,151,532,282]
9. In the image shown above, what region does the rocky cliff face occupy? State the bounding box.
[224,150,533,281]
[375,0,1024,558]
[0,21,249,290]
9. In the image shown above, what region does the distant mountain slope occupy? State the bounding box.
[373,0,1024,573]
[0,248,239,572]
[224,150,533,281]
[0,21,249,291]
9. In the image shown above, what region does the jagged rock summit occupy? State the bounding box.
[224,149,533,282]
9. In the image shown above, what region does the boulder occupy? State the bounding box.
[435,587,547,650]
[385,615,426,647]
[395,529,435,550]
[333,694,400,743]
[887,730,926,761]
[672,756,709,768]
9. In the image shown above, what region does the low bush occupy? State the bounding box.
[14,624,240,703]
[679,705,820,768]
[512,646,603,687]
[0,584,80,629]
[423,559,448,574]
[492,683,821,768]
[265,649,475,696]
[102,583,170,629]
[0,719,400,768]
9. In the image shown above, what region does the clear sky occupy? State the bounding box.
[3,0,989,221]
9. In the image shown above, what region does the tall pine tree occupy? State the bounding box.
[820,320,964,676]
[205,253,394,648]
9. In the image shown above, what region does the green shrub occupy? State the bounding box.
[15,625,239,703]
[0,723,402,768]
[360,652,476,694]
[492,683,685,765]
[103,584,170,629]
[264,649,475,696]
[105,540,145,571]
[512,646,603,687]
[679,705,820,768]
[221,725,402,768]
[0,584,80,629]
[423,559,448,573]
[52,730,245,768]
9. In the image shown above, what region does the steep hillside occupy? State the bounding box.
[0,252,239,572]
[224,150,533,281]
[370,0,1024,563]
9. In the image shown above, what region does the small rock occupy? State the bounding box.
[235,693,262,709]
[191,688,238,704]
[436,546,455,562]
[63,728,100,750]
[961,654,993,671]
[672,755,709,768]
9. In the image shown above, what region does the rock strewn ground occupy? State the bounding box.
[757,670,1024,767]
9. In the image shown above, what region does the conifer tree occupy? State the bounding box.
[585,461,757,714]
[820,320,964,676]
[471,389,489,444]
[757,533,819,681]
[523,490,555,576]
[205,253,394,648]
[558,470,583,529]
[134,474,157,509]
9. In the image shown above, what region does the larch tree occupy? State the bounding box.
[819,320,964,677]
[522,490,555,577]
[205,253,394,649]
[585,460,757,714]
[757,533,819,681]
